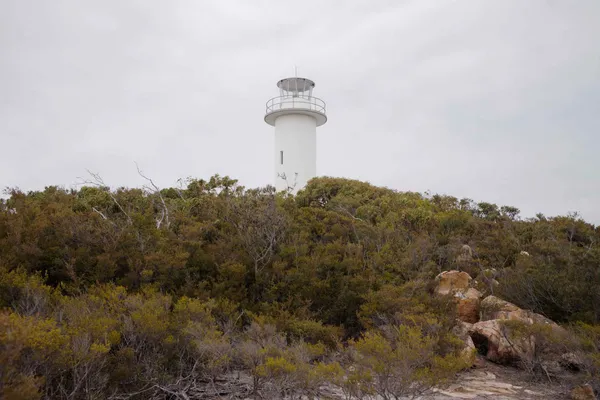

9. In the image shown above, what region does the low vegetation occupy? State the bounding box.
[1,176,599,398]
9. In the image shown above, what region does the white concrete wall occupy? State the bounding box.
[274,113,317,194]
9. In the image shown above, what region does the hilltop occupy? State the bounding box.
[1,176,598,399]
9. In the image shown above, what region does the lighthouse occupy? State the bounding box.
[264,77,327,194]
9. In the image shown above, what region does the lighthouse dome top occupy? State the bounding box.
[277,77,315,93]
[265,76,327,127]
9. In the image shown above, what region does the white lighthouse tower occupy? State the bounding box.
[264,77,327,194]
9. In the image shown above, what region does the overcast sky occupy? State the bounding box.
[1,0,599,223]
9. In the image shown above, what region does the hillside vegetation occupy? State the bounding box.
[1,176,599,399]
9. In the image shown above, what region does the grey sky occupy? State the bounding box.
[1,0,599,223]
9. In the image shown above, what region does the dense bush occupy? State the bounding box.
[1,176,599,398]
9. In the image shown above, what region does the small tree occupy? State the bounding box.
[225,188,288,277]
[498,320,570,381]
[571,322,600,392]
[342,325,466,400]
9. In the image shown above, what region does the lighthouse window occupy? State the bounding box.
[280,151,284,165]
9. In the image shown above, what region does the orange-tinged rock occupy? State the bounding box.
[480,296,558,327]
[436,272,482,323]
[435,270,472,295]
[458,298,480,324]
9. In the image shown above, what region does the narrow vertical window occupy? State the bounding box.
[280,151,284,165]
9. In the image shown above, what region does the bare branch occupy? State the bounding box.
[136,162,171,229]
[225,189,287,276]
[175,178,186,200]
[78,170,132,225]
[277,172,298,195]
[92,207,108,220]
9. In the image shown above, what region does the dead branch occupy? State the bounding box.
[277,172,298,195]
[136,162,171,229]
[78,170,132,225]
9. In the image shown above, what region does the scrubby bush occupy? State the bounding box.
[0,176,598,397]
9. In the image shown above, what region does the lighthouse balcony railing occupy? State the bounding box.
[265,96,326,115]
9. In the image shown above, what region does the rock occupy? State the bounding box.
[459,298,480,324]
[461,336,476,365]
[480,296,521,321]
[453,320,474,337]
[571,384,596,400]
[455,288,482,300]
[480,296,557,327]
[436,270,472,295]
[469,319,531,364]
[470,297,570,366]
[436,271,483,324]
[433,369,524,399]
[457,288,482,324]
[520,251,530,257]
[432,367,564,399]
[453,321,476,366]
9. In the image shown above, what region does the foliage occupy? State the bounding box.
[498,320,571,380]
[340,325,468,399]
[570,322,600,391]
[0,176,599,398]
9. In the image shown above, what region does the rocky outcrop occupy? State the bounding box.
[468,295,569,367]
[457,288,482,324]
[480,296,557,326]
[469,319,531,364]
[436,270,472,295]
[432,368,561,399]
[436,271,574,372]
[435,270,483,324]
[452,321,477,365]
[479,295,520,321]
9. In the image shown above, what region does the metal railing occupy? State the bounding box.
[265,95,326,115]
